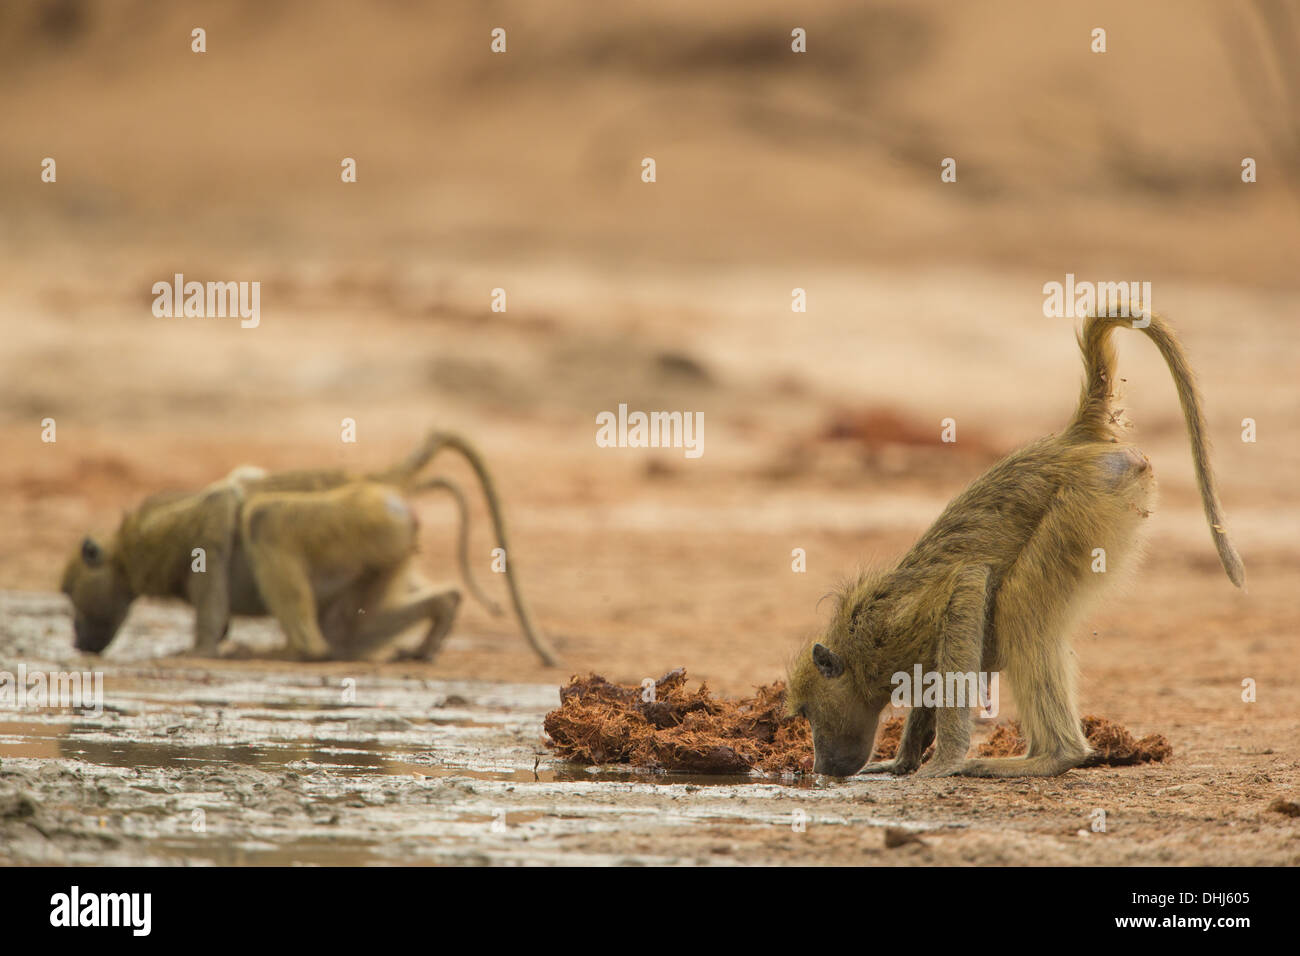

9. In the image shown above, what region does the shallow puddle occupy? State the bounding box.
[0,592,931,865]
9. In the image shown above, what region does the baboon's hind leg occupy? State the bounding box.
[323,570,462,662]
[956,633,1091,777]
[949,478,1136,777]
[387,588,463,661]
[245,485,421,661]
[244,545,332,660]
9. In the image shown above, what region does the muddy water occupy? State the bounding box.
[0,591,933,866]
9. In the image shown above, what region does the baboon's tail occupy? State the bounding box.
[1067,311,1245,589]
[377,431,561,665]
[407,477,505,619]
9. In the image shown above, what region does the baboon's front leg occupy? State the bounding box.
[859,706,935,775]
[916,566,989,778]
[185,505,239,657]
[188,562,232,656]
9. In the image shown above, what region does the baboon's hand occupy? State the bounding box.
[859,759,916,776]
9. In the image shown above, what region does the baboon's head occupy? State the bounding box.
[61,536,134,653]
[787,640,884,777]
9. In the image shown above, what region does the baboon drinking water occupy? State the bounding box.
[60,430,559,664]
[787,312,1243,778]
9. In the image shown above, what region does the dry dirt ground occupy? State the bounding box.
[1,1,1298,865]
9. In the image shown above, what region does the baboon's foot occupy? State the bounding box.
[914,759,965,778]
[215,641,259,660]
[859,759,919,776]
[946,753,1087,778]
[178,643,220,659]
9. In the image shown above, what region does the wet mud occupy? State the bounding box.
[1,593,1294,866]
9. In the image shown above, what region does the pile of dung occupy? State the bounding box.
[1080,715,1173,765]
[973,721,1025,758]
[543,669,812,774]
[967,715,1172,765]
[545,672,1171,774]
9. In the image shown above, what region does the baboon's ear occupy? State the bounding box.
[812,642,844,679]
[81,537,104,567]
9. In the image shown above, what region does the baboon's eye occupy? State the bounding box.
[81,537,103,566]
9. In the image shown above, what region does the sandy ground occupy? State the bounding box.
[1,1,1298,865]
[2,274,1297,865]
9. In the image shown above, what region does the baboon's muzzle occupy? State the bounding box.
[813,754,868,777]
[73,616,118,654]
[812,741,871,777]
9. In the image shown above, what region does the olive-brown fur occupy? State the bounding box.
[787,312,1242,778]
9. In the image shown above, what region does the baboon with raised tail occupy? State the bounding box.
[787,312,1243,778]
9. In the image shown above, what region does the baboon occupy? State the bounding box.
[787,312,1244,778]
[60,431,559,664]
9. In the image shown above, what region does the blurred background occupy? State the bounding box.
[0,1,1296,706]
